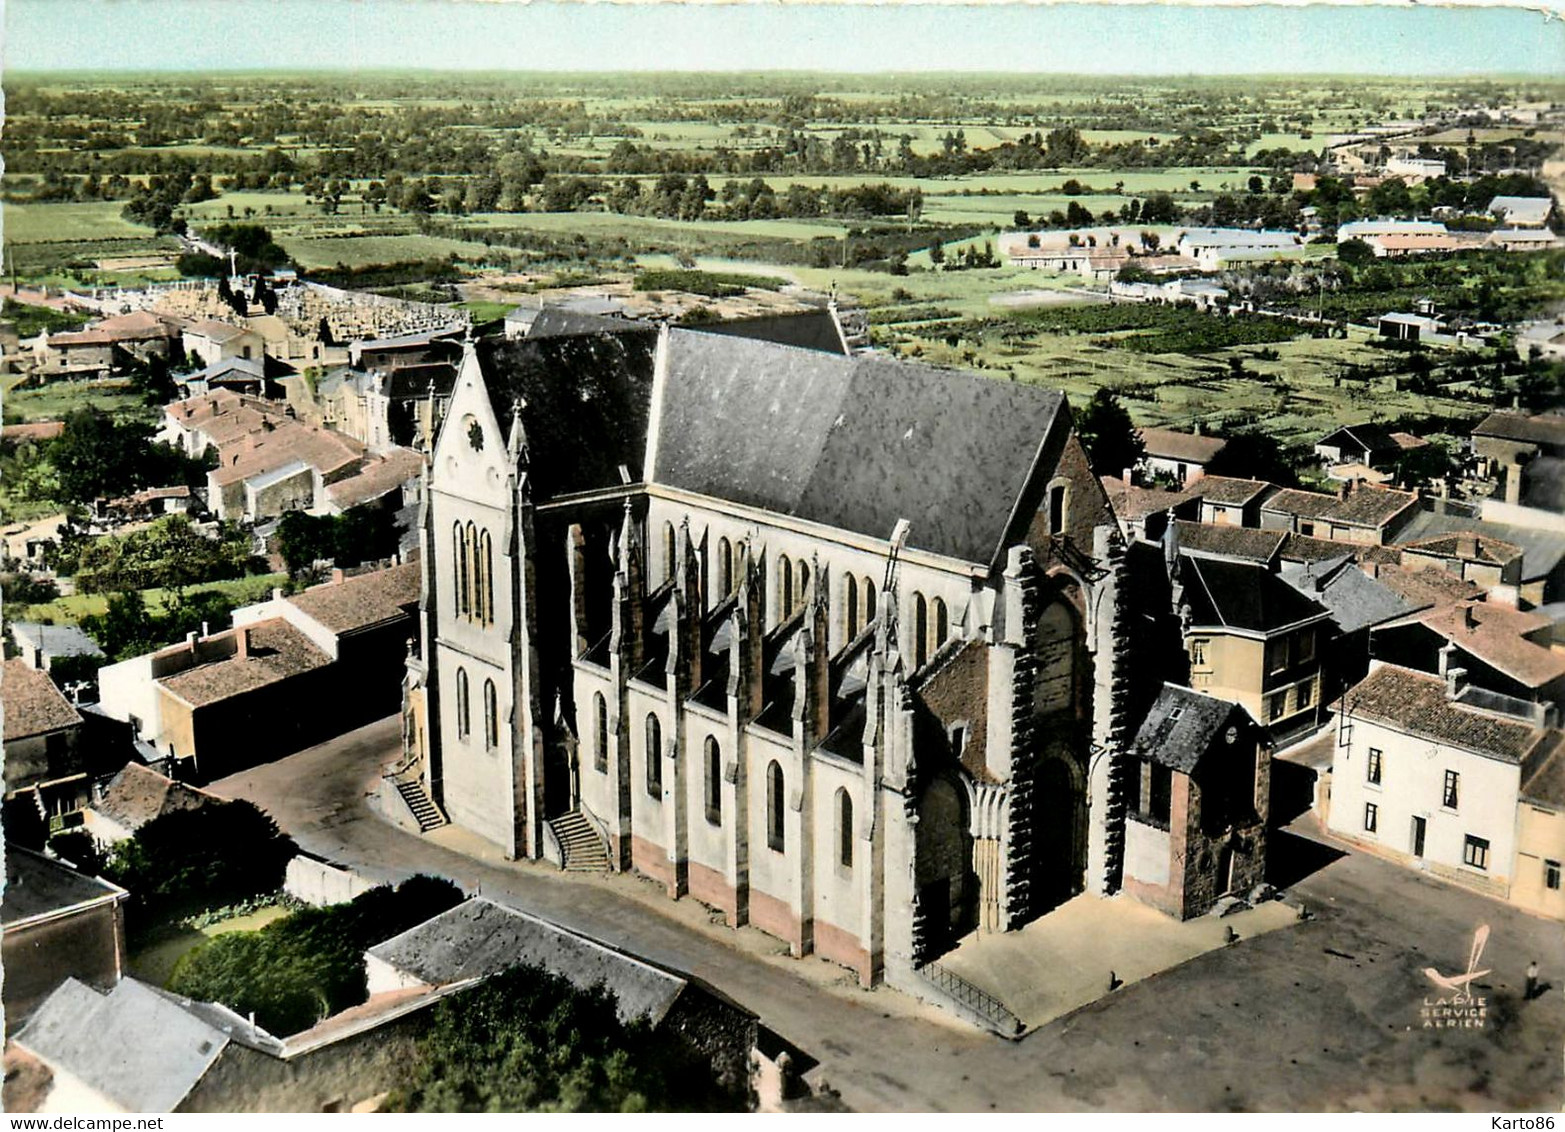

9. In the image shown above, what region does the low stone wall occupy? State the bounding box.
[284,855,377,908]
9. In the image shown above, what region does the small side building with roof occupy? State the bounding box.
[2,848,128,1030]
[1120,685,1270,919]
[1138,427,1227,487]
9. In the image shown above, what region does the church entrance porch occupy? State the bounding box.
[931,892,1300,1034]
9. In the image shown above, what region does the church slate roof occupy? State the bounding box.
[650,330,1066,566]
[687,309,849,356]
[478,326,659,501]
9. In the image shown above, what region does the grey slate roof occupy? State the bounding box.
[8,621,105,662]
[651,330,1065,565]
[2,847,124,926]
[366,897,694,1027]
[1279,559,1419,635]
[478,325,659,500]
[1180,554,1329,634]
[525,306,638,339]
[689,308,849,356]
[16,977,281,1112]
[1131,684,1248,772]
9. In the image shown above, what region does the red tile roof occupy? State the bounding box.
[286,562,421,635]
[2,659,83,741]
[1343,663,1546,762]
[157,620,331,708]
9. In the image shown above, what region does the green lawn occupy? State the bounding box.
[277,232,499,269]
[2,374,154,424]
[127,902,293,988]
[21,573,288,625]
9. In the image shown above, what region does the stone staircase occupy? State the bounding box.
[549,810,611,872]
[395,776,447,833]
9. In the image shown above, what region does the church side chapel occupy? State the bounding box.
[399,319,1260,993]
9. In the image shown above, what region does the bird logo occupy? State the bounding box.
[1423,923,1491,997]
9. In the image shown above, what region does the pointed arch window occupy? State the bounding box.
[483,679,498,749]
[795,560,810,611]
[845,574,860,640]
[645,713,663,799]
[594,692,609,774]
[704,736,722,825]
[767,760,785,852]
[913,593,929,669]
[863,577,877,625]
[456,667,470,739]
[480,530,494,624]
[932,596,949,653]
[779,554,793,621]
[716,537,733,599]
[455,523,470,617]
[837,788,854,868]
[663,521,677,585]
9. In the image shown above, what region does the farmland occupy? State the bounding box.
[2,70,1561,468]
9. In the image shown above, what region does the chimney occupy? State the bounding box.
[1445,666,1468,700]
[237,627,250,660]
[1462,604,1478,631]
[185,630,199,650]
[331,567,345,584]
[1337,480,1350,501]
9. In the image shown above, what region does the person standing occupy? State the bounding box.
[1527,960,1540,1000]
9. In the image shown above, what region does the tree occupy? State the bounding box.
[168,876,464,1037]
[51,408,153,501]
[104,800,297,937]
[1207,429,1300,487]
[1336,237,1375,265]
[1392,440,1454,490]
[1013,210,1032,229]
[386,964,742,1112]
[1074,388,1145,478]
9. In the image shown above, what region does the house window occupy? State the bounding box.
[950,724,967,757]
[1297,629,1316,665]
[1268,692,1287,721]
[845,574,860,639]
[1548,860,1562,891]
[796,559,810,609]
[1300,521,1315,537]
[1443,770,1460,810]
[456,667,470,739]
[1297,680,1313,710]
[1190,639,1208,667]
[645,713,662,799]
[1049,484,1068,536]
[767,760,785,852]
[838,788,854,868]
[1463,835,1489,870]
[483,679,498,749]
[1367,748,1382,785]
[704,737,722,825]
[594,692,608,774]
[1267,639,1289,675]
[1364,802,1378,833]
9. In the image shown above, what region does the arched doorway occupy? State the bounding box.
[1032,754,1086,914]
[915,775,977,955]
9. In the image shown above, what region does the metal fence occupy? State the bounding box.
[916,960,1023,1037]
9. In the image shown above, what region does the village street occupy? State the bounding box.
[212,716,1565,1113]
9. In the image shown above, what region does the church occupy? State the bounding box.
[399,320,1137,990]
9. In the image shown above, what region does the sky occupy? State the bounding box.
[4,0,1563,76]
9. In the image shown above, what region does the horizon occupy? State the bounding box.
[6,1,1563,77]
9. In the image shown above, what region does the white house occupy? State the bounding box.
[1328,661,1555,900]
